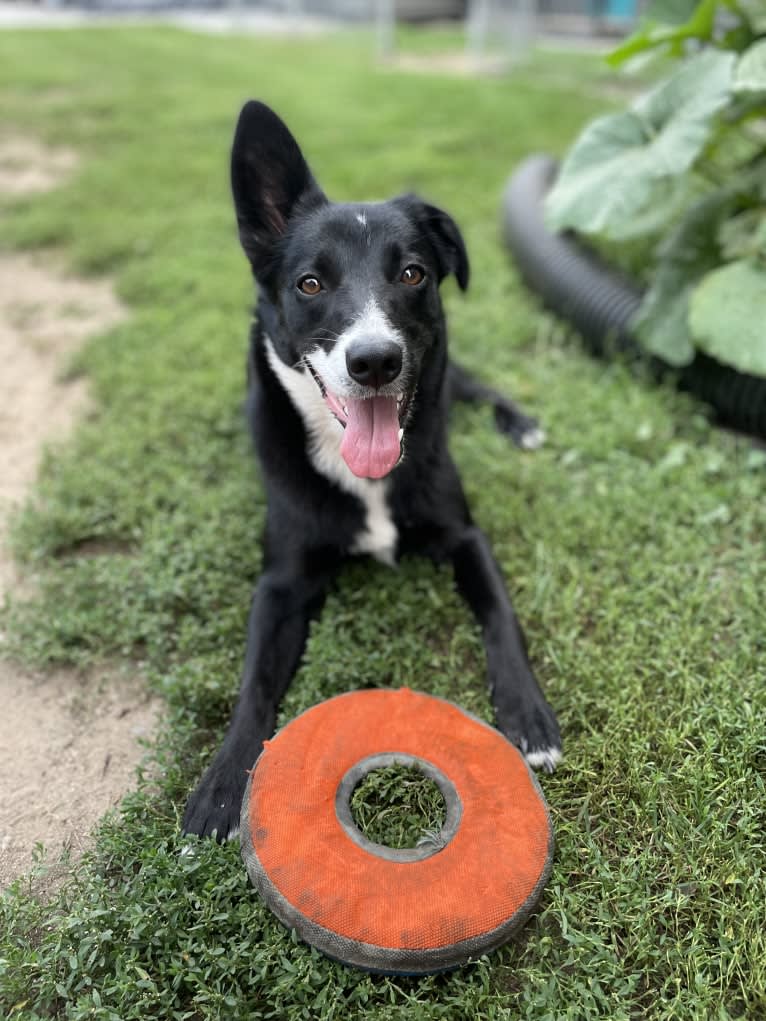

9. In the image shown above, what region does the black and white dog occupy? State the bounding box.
[182,101,561,840]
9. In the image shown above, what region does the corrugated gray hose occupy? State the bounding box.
[502,154,766,439]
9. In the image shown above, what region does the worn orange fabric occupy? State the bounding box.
[247,688,551,951]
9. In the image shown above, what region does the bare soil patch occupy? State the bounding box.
[0,252,122,538]
[386,52,511,76]
[0,136,77,196]
[0,146,160,890]
[0,666,158,889]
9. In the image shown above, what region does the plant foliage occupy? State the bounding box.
[545,0,766,375]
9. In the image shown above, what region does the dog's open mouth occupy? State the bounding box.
[307,362,410,480]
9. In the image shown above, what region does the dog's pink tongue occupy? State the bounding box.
[341,396,400,479]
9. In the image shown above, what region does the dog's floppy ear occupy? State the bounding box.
[423,202,470,291]
[400,197,469,291]
[231,101,326,278]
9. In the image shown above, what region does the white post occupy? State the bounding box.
[466,0,492,67]
[376,0,396,60]
[467,0,537,70]
[508,0,537,64]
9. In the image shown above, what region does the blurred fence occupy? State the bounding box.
[41,0,639,31]
[32,0,638,63]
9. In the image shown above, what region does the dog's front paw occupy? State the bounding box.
[498,698,562,773]
[182,761,249,842]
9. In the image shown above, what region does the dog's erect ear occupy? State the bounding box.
[231,101,326,277]
[400,197,469,291]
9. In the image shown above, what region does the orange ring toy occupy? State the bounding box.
[240,688,554,974]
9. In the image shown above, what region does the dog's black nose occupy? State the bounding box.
[346,340,402,390]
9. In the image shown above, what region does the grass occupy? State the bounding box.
[350,765,447,849]
[0,23,765,1021]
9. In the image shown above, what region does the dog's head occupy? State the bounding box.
[231,100,469,480]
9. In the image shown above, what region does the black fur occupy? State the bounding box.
[182,101,560,840]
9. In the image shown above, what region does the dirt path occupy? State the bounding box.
[0,140,160,890]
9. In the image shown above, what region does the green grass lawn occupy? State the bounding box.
[1,25,765,1021]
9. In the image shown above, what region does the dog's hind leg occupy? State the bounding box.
[447,360,545,450]
[182,549,340,841]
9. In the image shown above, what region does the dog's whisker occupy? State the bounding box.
[308,334,340,346]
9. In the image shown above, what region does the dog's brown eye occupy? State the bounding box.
[400,265,425,286]
[298,276,322,296]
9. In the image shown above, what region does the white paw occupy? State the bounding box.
[524,745,562,773]
[520,426,546,451]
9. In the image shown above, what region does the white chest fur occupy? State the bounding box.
[264,338,398,565]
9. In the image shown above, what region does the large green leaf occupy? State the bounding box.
[734,39,766,94]
[634,282,696,366]
[605,176,692,242]
[606,0,718,67]
[545,50,735,238]
[632,190,732,366]
[643,0,700,22]
[738,0,766,33]
[688,259,766,375]
[717,208,766,259]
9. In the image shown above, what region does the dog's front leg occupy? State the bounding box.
[182,559,337,840]
[450,525,561,771]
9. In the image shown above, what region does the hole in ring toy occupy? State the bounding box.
[240,688,554,975]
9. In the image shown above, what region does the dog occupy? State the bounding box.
[182,101,561,840]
